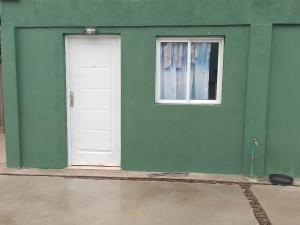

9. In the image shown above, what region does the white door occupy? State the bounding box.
[65,36,121,166]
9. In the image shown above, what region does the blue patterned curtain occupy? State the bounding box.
[160,42,188,100]
[191,43,212,100]
[160,42,212,100]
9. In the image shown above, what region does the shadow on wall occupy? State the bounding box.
[0,64,5,167]
[0,64,3,128]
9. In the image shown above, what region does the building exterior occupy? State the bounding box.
[1,0,300,177]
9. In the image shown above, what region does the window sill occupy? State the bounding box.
[155,100,222,105]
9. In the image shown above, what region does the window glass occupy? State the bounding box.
[160,42,188,100]
[190,42,219,100]
[156,38,223,104]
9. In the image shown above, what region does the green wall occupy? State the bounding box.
[14,26,249,173]
[266,26,300,177]
[16,29,67,168]
[2,0,300,177]
[121,27,249,173]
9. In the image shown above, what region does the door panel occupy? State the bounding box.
[79,111,112,130]
[79,131,112,151]
[66,36,121,166]
[79,68,111,89]
[79,89,112,110]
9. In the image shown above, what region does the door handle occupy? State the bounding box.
[70,91,74,107]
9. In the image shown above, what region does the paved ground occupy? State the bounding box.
[252,185,300,225]
[0,175,258,225]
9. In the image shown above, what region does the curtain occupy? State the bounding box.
[160,42,188,100]
[191,43,211,100]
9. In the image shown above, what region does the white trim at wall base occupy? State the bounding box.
[67,166,121,171]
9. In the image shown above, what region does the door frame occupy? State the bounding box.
[65,35,121,167]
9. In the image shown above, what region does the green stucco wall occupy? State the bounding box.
[266,26,300,176]
[16,29,67,168]
[2,0,300,177]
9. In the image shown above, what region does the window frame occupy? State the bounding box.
[155,37,224,105]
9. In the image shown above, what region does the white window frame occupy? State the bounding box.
[155,37,224,105]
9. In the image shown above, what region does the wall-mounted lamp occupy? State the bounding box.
[84,27,97,35]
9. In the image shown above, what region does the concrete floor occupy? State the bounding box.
[252,185,300,225]
[0,176,258,225]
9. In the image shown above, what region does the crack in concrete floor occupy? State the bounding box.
[240,184,272,225]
